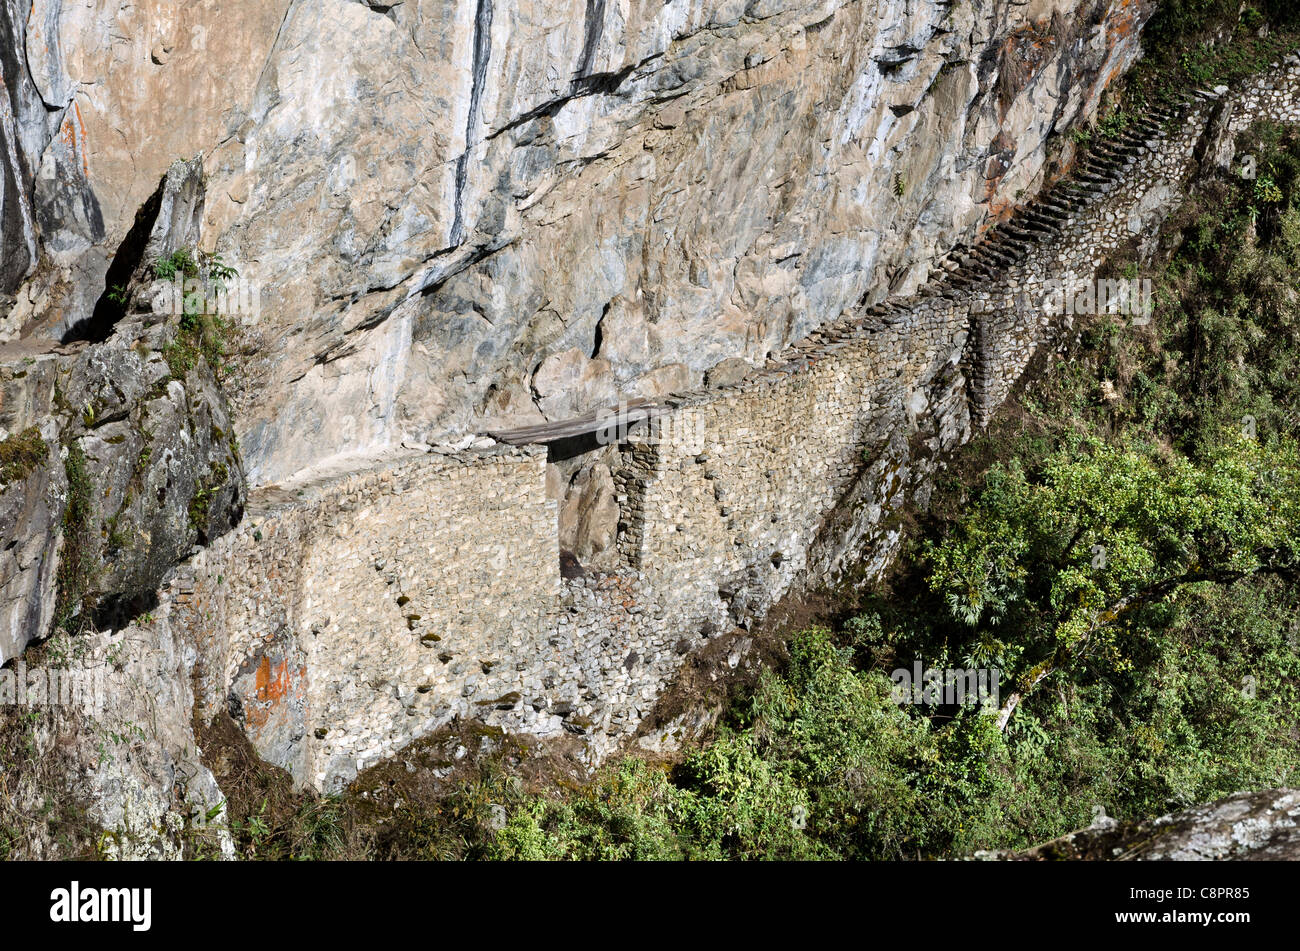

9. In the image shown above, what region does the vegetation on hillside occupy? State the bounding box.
[1083,1,1300,146]
[10,0,1300,863]
[1123,0,1300,105]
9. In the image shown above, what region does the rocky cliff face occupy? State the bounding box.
[0,156,245,665]
[0,316,245,664]
[0,0,1177,855]
[4,0,1151,490]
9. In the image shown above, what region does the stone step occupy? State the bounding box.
[963,258,998,276]
[1019,212,1060,229]
[1035,198,1071,214]
[988,230,1030,248]
[1078,162,1114,176]
[1091,145,1130,161]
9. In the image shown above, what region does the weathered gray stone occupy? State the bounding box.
[986,789,1300,861]
[0,311,245,661]
[4,0,1155,484]
[704,357,755,388]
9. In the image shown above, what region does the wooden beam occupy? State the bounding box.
[485,398,672,446]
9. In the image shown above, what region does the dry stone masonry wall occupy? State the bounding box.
[165,446,557,789]
[153,56,1300,793]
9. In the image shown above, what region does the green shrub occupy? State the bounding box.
[54,442,96,634]
[0,427,47,486]
[152,248,199,282]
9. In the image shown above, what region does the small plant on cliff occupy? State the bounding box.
[205,253,238,286]
[1098,106,1132,138]
[163,310,233,381]
[1255,174,1284,204]
[54,441,97,635]
[187,460,230,541]
[151,247,199,282]
[0,427,47,486]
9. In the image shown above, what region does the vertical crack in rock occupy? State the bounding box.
[0,0,40,293]
[451,0,494,247]
[576,0,606,82]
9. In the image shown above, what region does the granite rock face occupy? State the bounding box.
[3,0,1152,486]
[990,789,1300,860]
[1,149,246,664]
[0,418,62,659]
[0,623,235,860]
[0,316,246,664]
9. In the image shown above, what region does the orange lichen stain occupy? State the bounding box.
[54,103,91,177]
[72,102,89,176]
[981,198,1020,227]
[1007,23,1057,66]
[1105,0,1152,42]
[245,657,302,729]
[254,656,289,703]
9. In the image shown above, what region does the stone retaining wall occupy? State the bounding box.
[157,56,1300,792]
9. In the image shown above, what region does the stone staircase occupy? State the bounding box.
[760,55,1300,426]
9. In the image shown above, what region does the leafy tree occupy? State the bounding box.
[926,436,1300,729]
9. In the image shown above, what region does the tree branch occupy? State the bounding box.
[994,564,1265,732]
